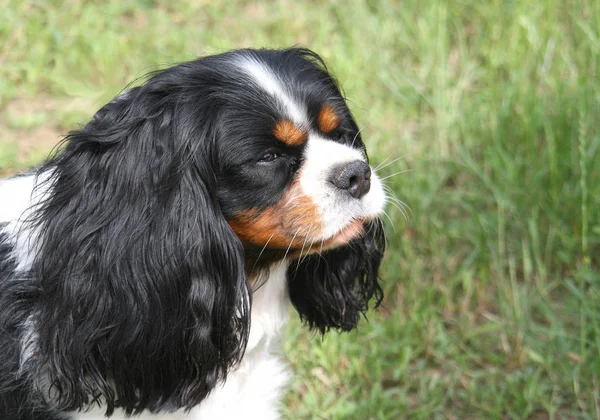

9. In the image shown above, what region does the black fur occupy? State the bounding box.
[288,219,385,332]
[27,55,252,416]
[0,227,65,420]
[0,48,385,417]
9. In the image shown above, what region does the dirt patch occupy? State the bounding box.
[3,95,62,116]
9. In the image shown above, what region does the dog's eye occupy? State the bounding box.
[259,151,280,163]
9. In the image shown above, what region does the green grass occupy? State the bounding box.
[1,0,599,418]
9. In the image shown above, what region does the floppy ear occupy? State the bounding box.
[28,85,249,415]
[287,219,385,333]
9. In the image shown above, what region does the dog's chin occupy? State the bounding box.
[326,219,365,246]
[285,219,367,260]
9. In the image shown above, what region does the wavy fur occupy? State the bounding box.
[0,48,385,419]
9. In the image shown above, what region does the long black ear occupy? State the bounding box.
[27,81,249,415]
[288,219,385,333]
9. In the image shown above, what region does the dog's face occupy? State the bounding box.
[29,48,386,414]
[208,53,385,265]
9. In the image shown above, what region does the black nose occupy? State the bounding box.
[329,160,371,199]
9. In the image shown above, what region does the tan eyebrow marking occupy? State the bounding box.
[273,119,308,146]
[317,104,340,133]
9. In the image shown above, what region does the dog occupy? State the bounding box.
[0,48,386,419]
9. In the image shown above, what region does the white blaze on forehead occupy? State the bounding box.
[235,56,308,128]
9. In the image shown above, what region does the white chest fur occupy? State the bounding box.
[72,262,291,420]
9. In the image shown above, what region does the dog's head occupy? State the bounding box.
[29,48,385,414]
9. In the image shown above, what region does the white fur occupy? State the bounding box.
[0,173,51,271]
[299,136,386,239]
[235,55,309,128]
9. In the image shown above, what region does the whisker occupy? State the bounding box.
[374,155,406,172]
[380,169,415,181]
[383,188,408,205]
[382,185,411,209]
[374,155,391,171]
[385,193,411,213]
[299,236,317,266]
[383,189,409,207]
[296,224,314,270]
[283,229,301,262]
[375,218,389,248]
[366,219,387,249]
[351,125,368,148]
[385,196,410,220]
[250,232,276,277]
[381,209,397,232]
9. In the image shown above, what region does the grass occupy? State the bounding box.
[1,0,599,418]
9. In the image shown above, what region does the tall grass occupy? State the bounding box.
[1,0,599,417]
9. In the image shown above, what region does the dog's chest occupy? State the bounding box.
[71,262,291,420]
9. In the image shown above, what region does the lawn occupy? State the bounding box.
[1,0,599,418]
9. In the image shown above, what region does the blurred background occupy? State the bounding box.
[1,0,599,418]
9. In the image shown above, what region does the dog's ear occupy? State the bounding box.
[287,219,385,333]
[28,81,249,415]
